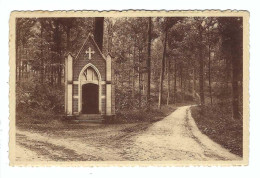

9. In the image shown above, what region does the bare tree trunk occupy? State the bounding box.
[18,45,22,82]
[54,19,62,86]
[132,40,136,99]
[198,25,205,105]
[225,48,231,92]
[184,66,188,98]
[128,48,131,88]
[158,29,168,109]
[142,74,146,95]
[193,67,196,98]
[179,63,184,102]
[208,44,213,105]
[138,49,142,108]
[188,65,191,93]
[232,56,239,120]
[231,24,242,120]
[40,22,44,83]
[16,23,21,82]
[147,17,152,109]
[57,60,61,86]
[139,74,142,107]
[50,65,54,85]
[174,57,177,104]
[167,58,171,105]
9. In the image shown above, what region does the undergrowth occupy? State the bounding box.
[191,102,243,157]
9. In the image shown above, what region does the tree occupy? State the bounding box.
[218,17,243,119]
[158,27,168,109]
[157,17,183,108]
[147,17,152,109]
[197,19,205,105]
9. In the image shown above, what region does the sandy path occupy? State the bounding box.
[15,106,241,162]
[123,106,241,161]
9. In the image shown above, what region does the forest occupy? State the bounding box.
[16,17,243,122]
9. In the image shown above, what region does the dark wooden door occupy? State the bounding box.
[82,84,99,114]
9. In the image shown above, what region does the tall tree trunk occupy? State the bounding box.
[128,48,131,88]
[16,22,21,83]
[167,58,171,105]
[208,44,213,105]
[142,74,146,95]
[57,47,62,85]
[232,56,239,120]
[147,17,152,109]
[139,73,141,107]
[40,22,44,83]
[138,49,142,107]
[51,65,54,85]
[184,65,189,96]
[225,47,231,91]
[53,19,62,86]
[188,61,191,93]
[132,40,136,99]
[180,63,183,102]
[158,29,168,109]
[193,66,196,98]
[174,57,177,104]
[18,44,22,82]
[198,25,205,105]
[188,66,191,93]
[219,17,243,119]
[231,21,242,120]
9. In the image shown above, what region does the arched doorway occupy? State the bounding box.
[78,64,102,114]
[82,83,99,114]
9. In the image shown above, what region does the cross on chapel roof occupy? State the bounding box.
[85,47,95,60]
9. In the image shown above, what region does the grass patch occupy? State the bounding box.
[16,108,66,132]
[113,102,195,124]
[191,102,243,157]
[113,104,177,124]
[16,102,193,132]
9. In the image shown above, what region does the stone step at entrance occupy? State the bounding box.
[75,114,104,123]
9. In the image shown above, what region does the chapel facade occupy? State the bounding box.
[64,33,115,121]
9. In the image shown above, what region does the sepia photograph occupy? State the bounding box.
[9,11,249,166]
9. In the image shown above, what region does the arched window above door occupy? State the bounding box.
[81,67,98,82]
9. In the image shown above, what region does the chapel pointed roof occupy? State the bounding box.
[74,33,106,63]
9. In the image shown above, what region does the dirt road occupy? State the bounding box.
[15,106,241,162]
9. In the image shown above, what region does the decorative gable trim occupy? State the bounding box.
[73,33,106,64]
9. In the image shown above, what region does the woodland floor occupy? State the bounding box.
[15,105,241,163]
[191,103,243,157]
